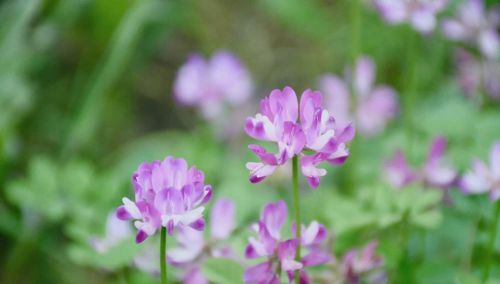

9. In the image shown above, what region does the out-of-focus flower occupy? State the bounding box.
[384,136,457,190]
[341,242,387,284]
[116,156,212,243]
[134,245,160,276]
[90,212,132,253]
[442,0,499,59]
[289,221,332,283]
[454,48,500,100]
[461,142,500,201]
[245,86,354,188]
[244,201,331,284]
[174,50,253,120]
[319,56,398,137]
[423,136,458,188]
[384,150,417,189]
[168,198,237,284]
[373,0,448,33]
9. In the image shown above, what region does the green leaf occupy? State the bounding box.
[201,258,244,284]
[257,0,333,41]
[414,84,476,141]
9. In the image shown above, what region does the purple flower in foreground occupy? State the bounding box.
[454,48,500,100]
[174,50,253,120]
[373,0,448,33]
[116,156,212,243]
[245,86,354,188]
[461,142,500,201]
[244,201,331,284]
[384,136,457,190]
[168,198,236,284]
[341,242,387,284]
[319,56,398,137]
[442,0,499,59]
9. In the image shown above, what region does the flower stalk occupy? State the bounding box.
[160,227,167,284]
[292,155,301,284]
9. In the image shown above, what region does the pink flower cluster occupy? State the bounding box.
[244,201,331,284]
[461,142,500,201]
[319,56,398,137]
[442,0,499,59]
[174,50,253,120]
[453,48,500,100]
[373,0,448,33]
[384,136,458,190]
[245,87,355,188]
[341,242,387,284]
[116,156,212,243]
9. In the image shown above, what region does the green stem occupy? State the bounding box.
[349,0,361,64]
[395,210,414,283]
[292,156,301,284]
[160,227,167,284]
[482,201,500,283]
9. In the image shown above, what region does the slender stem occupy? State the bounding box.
[482,201,500,283]
[349,0,361,64]
[292,156,301,284]
[160,227,167,284]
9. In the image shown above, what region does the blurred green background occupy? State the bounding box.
[0,0,499,283]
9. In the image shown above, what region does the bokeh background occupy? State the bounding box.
[0,0,499,283]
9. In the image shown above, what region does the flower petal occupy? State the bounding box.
[262,201,288,240]
[355,56,375,98]
[211,199,236,240]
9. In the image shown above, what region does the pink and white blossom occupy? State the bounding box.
[116,156,212,243]
[245,87,354,188]
[244,201,331,284]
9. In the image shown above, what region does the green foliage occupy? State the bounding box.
[0,0,499,282]
[325,184,443,236]
[201,258,245,284]
[7,156,65,221]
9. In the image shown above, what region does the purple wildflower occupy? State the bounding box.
[174,50,253,120]
[116,156,212,243]
[384,136,457,190]
[245,86,354,188]
[442,0,499,59]
[461,142,500,201]
[168,198,237,283]
[341,242,387,284]
[244,201,331,284]
[373,0,448,33]
[319,56,398,137]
